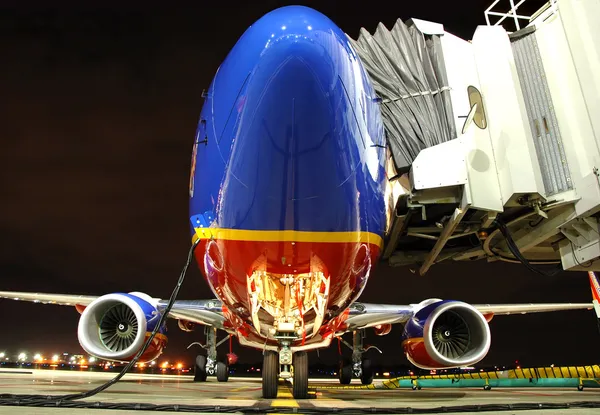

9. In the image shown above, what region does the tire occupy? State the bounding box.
[484,384,491,391]
[293,352,309,399]
[412,385,417,390]
[216,361,229,382]
[194,355,207,382]
[262,351,278,399]
[360,359,373,385]
[577,384,584,391]
[339,360,352,385]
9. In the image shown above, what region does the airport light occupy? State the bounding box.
[150,361,156,366]
[52,355,59,363]
[70,356,76,362]
[18,353,26,361]
[80,359,86,365]
[0,353,4,359]
[89,357,96,363]
[161,362,169,369]
[176,363,183,369]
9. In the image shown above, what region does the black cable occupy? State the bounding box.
[494,218,563,277]
[1,398,600,413]
[569,241,593,268]
[0,239,200,404]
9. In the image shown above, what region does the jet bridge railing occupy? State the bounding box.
[485,0,559,32]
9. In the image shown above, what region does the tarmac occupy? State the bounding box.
[1,369,600,414]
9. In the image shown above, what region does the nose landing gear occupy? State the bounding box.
[260,347,309,399]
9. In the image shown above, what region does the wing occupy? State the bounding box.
[473,303,592,315]
[0,291,225,329]
[342,301,592,332]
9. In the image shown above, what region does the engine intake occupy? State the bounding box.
[77,293,167,362]
[403,300,490,369]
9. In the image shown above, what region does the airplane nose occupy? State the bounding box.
[216,6,379,232]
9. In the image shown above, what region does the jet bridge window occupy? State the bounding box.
[465,86,487,131]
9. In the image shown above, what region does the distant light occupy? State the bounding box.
[281,25,287,30]
[52,355,59,363]
[18,353,26,361]
[89,357,96,363]
[80,359,86,365]
[151,361,156,365]
[70,356,76,361]
[0,353,4,359]
[161,362,169,369]
[307,25,312,30]
[34,354,42,361]
[139,362,145,368]
[383,372,390,377]
[176,363,183,369]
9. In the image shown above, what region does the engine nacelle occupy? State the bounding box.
[77,292,167,363]
[402,300,491,369]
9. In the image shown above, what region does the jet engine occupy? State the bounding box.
[77,292,167,363]
[402,300,490,369]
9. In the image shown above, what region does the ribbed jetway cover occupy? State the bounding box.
[349,19,457,173]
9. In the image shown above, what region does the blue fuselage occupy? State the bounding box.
[188,6,387,340]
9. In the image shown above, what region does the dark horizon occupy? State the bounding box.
[1,0,598,369]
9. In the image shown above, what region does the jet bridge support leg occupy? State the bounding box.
[419,199,469,275]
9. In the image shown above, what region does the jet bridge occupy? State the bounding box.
[350,0,600,274]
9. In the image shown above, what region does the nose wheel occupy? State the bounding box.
[292,351,309,399]
[261,349,309,399]
[262,351,278,399]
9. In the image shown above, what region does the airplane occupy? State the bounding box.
[0,5,595,400]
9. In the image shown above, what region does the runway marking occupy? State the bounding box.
[272,387,299,408]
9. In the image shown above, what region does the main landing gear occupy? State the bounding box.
[191,327,230,383]
[338,330,379,385]
[261,339,309,400]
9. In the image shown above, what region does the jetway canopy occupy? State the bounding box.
[349,19,457,173]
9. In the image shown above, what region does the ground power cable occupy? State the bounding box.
[0,239,200,404]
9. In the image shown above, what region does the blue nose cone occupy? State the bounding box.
[202,6,386,234]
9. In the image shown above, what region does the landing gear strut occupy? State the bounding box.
[338,330,378,385]
[191,327,230,382]
[260,344,309,400]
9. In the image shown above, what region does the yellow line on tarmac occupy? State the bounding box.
[272,387,299,408]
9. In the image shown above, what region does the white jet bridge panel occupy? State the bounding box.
[511,29,573,196]
[348,19,457,173]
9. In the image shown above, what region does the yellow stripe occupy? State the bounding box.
[272,388,299,408]
[193,227,384,248]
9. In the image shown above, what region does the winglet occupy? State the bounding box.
[588,271,600,318]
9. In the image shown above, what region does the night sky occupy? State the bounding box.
[1,0,597,369]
